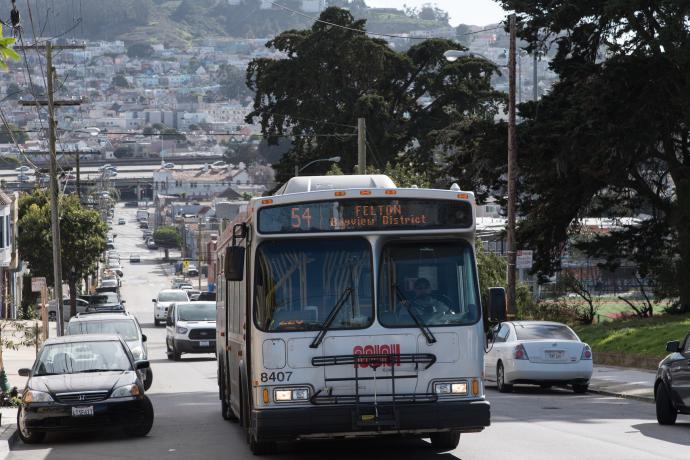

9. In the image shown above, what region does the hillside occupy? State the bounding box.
[12,0,453,48]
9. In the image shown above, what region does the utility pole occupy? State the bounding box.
[357,117,366,174]
[197,220,202,290]
[506,14,518,319]
[18,41,85,335]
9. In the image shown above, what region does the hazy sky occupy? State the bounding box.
[365,0,507,26]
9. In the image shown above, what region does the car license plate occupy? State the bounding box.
[199,341,210,347]
[71,406,94,417]
[545,351,565,360]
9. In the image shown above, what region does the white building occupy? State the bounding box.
[153,165,250,199]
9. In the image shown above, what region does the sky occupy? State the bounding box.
[365,0,507,27]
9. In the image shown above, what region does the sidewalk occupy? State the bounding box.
[588,365,656,402]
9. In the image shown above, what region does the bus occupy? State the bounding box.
[215,175,505,453]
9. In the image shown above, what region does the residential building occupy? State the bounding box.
[153,165,250,200]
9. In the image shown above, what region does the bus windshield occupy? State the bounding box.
[378,241,480,327]
[254,239,373,332]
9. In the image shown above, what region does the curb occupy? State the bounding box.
[0,424,19,460]
[588,387,654,404]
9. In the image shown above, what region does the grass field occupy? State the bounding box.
[574,314,690,359]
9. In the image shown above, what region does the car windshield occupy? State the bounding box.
[34,341,132,375]
[177,303,215,321]
[158,291,189,302]
[254,239,373,332]
[515,324,579,341]
[68,320,139,341]
[378,241,480,327]
[91,293,120,304]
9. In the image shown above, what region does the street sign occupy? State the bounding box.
[31,277,47,292]
[516,250,533,269]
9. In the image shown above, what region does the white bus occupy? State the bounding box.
[216,175,504,453]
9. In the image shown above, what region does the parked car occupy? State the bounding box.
[162,162,175,169]
[118,218,126,225]
[146,239,158,250]
[98,278,120,291]
[15,165,32,173]
[655,333,690,424]
[47,298,90,322]
[485,321,593,393]
[139,221,149,229]
[185,265,199,277]
[165,302,216,360]
[17,173,31,182]
[196,291,216,302]
[186,290,201,301]
[82,292,125,313]
[66,312,152,390]
[106,242,115,251]
[16,334,153,443]
[129,253,141,263]
[142,230,153,240]
[152,289,189,327]
[178,283,194,291]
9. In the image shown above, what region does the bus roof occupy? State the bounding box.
[274,175,396,195]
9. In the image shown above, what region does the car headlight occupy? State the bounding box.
[273,387,310,402]
[176,326,188,334]
[129,346,144,360]
[434,381,468,395]
[23,390,54,404]
[110,384,141,398]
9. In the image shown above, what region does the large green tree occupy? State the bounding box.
[154,225,181,261]
[448,1,690,312]
[246,7,503,184]
[17,191,107,318]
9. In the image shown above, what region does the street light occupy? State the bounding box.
[294,156,341,177]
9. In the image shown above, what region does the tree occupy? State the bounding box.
[127,42,154,59]
[111,74,129,88]
[481,0,690,313]
[0,123,27,144]
[113,145,134,158]
[444,2,690,313]
[17,191,107,319]
[5,82,21,100]
[154,225,181,261]
[0,29,19,71]
[217,64,251,99]
[246,7,502,184]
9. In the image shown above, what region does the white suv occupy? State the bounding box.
[165,302,216,360]
[152,289,189,326]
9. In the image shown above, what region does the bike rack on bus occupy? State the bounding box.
[310,353,437,429]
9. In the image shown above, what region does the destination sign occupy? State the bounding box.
[258,198,472,234]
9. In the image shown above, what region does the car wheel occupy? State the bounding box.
[497,362,513,393]
[124,396,154,437]
[429,431,460,450]
[154,318,160,327]
[17,408,46,444]
[144,367,153,391]
[572,383,588,394]
[656,382,677,425]
[172,343,181,361]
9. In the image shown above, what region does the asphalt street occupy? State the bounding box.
[6,204,690,459]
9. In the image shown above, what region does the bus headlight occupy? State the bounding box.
[273,387,310,402]
[434,381,468,395]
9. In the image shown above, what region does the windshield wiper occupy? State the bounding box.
[393,284,436,344]
[309,287,353,349]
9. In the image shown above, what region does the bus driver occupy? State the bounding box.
[411,278,450,319]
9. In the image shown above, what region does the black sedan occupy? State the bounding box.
[655,333,690,424]
[17,334,153,443]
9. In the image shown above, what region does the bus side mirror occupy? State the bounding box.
[225,246,245,281]
[487,287,507,323]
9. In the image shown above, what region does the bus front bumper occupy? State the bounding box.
[252,399,490,441]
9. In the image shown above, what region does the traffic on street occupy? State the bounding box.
[6,202,689,460]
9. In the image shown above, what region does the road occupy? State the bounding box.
[7,204,690,459]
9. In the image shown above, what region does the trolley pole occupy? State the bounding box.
[357,117,366,174]
[506,14,518,319]
[18,41,86,335]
